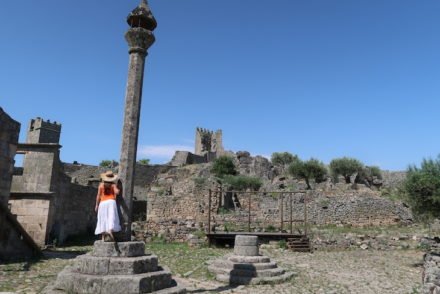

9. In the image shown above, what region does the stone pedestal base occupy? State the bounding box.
[44,241,186,294]
[208,235,294,285]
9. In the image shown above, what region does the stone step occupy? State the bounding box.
[216,271,294,285]
[209,265,285,278]
[54,266,176,293]
[75,254,158,275]
[211,260,277,271]
[228,255,270,263]
[91,241,146,257]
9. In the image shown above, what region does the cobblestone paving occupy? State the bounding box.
[0,247,423,293]
[180,249,424,294]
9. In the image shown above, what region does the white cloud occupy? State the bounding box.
[138,145,193,159]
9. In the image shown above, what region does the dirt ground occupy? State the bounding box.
[181,249,424,294]
[0,243,423,294]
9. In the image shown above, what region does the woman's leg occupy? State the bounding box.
[107,230,115,241]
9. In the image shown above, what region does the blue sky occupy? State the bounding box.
[1,0,440,171]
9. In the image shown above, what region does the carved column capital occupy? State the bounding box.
[125,27,155,55]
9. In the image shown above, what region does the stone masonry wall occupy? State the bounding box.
[0,108,20,206]
[422,252,440,294]
[141,188,412,242]
[0,203,40,260]
[54,178,97,244]
[9,197,50,246]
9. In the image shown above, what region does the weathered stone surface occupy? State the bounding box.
[109,255,158,275]
[234,245,259,256]
[91,241,145,257]
[235,235,258,246]
[211,260,277,271]
[76,255,110,275]
[216,271,294,285]
[75,254,158,275]
[422,252,440,293]
[209,236,293,286]
[101,270,172,293]
[52,264,183,294]
[228,255,270,263]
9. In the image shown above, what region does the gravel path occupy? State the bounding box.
[180,249,424,294]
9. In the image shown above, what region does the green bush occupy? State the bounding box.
[329,157,364,183]
[193,177,207,187]
[265,225,277,232]
[404,156,440,218]
[356,165,383,186]
[278,239,287,249]
[222,175,263,191]
[271,152,299,166]
[289,158,327,190]
[211,156,237,178]
[99,160,117,168]
[137,158,150,165]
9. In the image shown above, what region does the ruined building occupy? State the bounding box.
[0,108,40,259]
[170,127,225,166]
[194,128,224,156]
[6,117,97,247]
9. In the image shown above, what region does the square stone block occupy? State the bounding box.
[91,241,145,257]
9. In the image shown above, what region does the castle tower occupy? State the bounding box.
[195,127,224,156]
[119,0,157,240]
[26,117,61,144]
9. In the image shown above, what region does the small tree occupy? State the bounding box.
[137,158,150,165]
[222,175,263,191]
[211,156,237,178]
[99,160,117,168]
[404,156,440,219]
[329,157,363,183]
[289,158,328,190]
[271,152,298,167]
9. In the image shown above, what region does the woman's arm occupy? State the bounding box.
[113,183,120,196]
[95,184,102,213]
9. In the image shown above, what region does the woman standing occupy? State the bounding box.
[94,171,121,241]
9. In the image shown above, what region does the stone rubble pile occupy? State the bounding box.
[44,241,185,294]
[208,235,294,285]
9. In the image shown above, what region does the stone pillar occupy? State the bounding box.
[119,0,156,241]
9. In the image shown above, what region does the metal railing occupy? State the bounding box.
[207,189,310,236]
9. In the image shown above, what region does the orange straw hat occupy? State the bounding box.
[100,171,119,183]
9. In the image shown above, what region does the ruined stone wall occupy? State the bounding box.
[11,150,60,193]
[422,252,440,294]
[0,203,40,260]
[170,151,206,167]
[141,186,412,242]
[9,197,51,246]
[55,177,97,243]
[0,108,20,206]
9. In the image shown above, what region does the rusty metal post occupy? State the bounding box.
[280,193,284,232]
[248,192,251,232]
[290,193,293,234]
[208,189,212,234]
[304,192,308,236]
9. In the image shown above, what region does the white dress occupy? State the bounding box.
[95,198,121,235]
